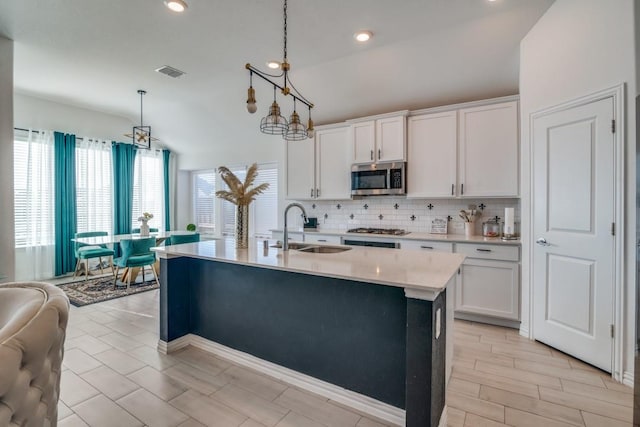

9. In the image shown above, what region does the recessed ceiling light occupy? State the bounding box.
[164,0,188,12]
[266,61,281,69]
[354,31,373,43]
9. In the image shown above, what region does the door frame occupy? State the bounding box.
[526,84,625,380]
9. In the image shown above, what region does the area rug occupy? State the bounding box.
[58,275,159,307]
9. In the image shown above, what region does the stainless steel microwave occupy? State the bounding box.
[351,162,406,196]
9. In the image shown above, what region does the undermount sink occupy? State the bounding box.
[297,245,352,254]
[270,242,310,250]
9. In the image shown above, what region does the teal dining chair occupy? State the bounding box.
[131,227,159,234]
[73,231,115,280]
[113,237,159,291]
[166,233,200,246]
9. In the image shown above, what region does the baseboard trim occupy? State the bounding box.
[157,335,190,355]
[454,312,520,329]
[623,371,634,388]
[167,333,406,426]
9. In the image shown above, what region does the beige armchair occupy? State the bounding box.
[0,282,69,427]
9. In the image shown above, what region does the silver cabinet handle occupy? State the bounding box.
[476,248,492,252]
[420,246,434,250]
[378,149,381,160]
[316,188,320,197]
[461,183,464,195]
[370,150,373,161]
[451,184,454,196]
[310,188,313,197]
[318,239,327,242]
[536,237,550,246]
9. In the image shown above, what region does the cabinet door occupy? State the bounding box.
[407,111,457,198]
[458,101,519,197]
[316,127,351,200]
[455,259,519,320]
[351,121,375,164]
[286,138,315,200]
[376,116,406,162]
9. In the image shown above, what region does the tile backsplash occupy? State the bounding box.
[285,197,521,235]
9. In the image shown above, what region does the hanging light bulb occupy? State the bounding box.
[284,99,308,141]
[306,106,314,139]
[246,72,257,114]
[260,86,288,135]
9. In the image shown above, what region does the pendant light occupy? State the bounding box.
[124,89,155,149]
[245,0,314,140]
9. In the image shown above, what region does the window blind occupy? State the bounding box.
[193,170,216,235]
[75,139,113,234]
[132,150,165,231]
[221,168,246,236]
[253,165,278,237]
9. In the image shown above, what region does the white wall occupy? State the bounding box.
[176,170,191,230]
[520,0,637,383]
[14,93,133,140]
[0,37,15,281]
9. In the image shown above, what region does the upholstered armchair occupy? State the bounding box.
[0,282,69,427]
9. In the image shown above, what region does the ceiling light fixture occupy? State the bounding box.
[266,61,281,69]
[124,90,157,150]
[245,0,314,140]
[354,30,373,42]
[164,0,187,12]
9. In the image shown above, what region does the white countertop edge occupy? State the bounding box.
[153,242,464,299]
[271,229,520,246]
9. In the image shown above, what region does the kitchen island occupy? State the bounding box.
[154,239,464,426]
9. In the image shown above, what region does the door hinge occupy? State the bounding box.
[610,324,615,338]
[611,119,616,134]
[611,222,615,236]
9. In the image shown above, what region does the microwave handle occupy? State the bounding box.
[387,169,391,189]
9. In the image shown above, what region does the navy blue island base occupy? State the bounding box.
[159,255,448,427]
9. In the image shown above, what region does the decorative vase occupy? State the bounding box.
[464,221,474,237]
[236,204,249,249]
[140,220,150,237]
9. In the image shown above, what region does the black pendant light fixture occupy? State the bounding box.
[125,89,155,149]
[245,0,314,141]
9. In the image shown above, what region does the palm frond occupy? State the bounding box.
[243,182,270,202]
[243,163,259,190]
[218,167,243,196]
[215,190,238,205]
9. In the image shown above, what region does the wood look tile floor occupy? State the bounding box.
[56,285,633,427]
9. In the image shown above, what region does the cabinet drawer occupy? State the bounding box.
[304,234,341,244]
[400,240,453,253]
[456,243,519,261]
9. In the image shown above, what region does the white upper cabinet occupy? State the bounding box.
[286,125,351,200]
[286,138,315,200]
[407,111,457,198]
[458,100,519,197]
[351,121,375,163]
[315,126,351,200]
[376,116,406,162]
[406,97,519,198]
[351,114,407,164]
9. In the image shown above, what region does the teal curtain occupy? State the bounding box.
[112,142,137,236]
[163,149,171,231]
[54,132,77,276]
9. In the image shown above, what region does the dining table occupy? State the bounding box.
[72,231,200,283]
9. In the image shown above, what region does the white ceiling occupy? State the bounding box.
[0,0,554,156]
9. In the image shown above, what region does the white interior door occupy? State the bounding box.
[532,97,615,372]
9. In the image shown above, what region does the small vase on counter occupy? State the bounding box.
[464,221,475,237]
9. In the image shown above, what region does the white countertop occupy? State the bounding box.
[272,228,521,246]
[154,238,465,298]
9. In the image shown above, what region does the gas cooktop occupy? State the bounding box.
[346,228,410,236]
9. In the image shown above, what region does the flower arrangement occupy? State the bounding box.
[138,212,153,222]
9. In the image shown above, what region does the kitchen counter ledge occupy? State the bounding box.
[154,238,465,297]
[271,228,521,245]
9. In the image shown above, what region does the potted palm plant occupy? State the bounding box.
[215,163,269,248]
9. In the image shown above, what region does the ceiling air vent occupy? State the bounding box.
[155,65,186,78]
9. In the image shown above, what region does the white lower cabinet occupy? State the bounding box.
[304,234,341,244]
[455,258,520,321]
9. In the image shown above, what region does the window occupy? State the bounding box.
[132,149,165,231]
[193,170,216,235]
[221,168,246,236]
[13,130,55,248]
[252,164,278,237]
[75,139,112,234]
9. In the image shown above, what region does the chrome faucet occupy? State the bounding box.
[283,203,308,251]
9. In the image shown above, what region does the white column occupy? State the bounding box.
[0,36,14,281]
